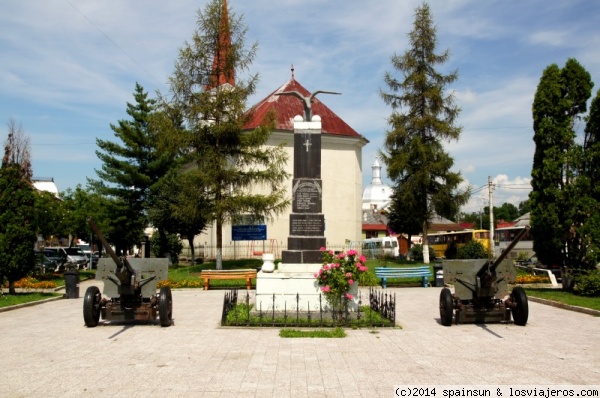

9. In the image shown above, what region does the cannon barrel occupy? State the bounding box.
[490,225,531,271]
[476,226,530,278]
[87,217,136,277]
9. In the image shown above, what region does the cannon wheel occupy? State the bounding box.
[83,286,101,327]
[159,286,173,327]
[439,287,454,326]
[511,286,528,326]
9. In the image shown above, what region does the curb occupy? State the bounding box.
[528,296,600,317]
[0,295,64,313]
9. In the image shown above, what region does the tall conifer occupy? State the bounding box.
[380,2,469,263]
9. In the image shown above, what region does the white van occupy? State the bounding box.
[362,236,400,258]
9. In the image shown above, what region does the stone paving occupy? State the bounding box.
[1,279,599,397]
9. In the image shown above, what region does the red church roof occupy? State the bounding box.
[244,77,363,138]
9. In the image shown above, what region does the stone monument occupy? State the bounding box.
[255,90,358,311]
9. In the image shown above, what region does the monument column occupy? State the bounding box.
[255,89,342,311]
[281,115,326,265]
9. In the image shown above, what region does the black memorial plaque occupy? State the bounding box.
[292,179,322,213]
[294,130,321,179]
[289,214,325,236]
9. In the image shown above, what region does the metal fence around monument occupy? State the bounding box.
[221,287,396,327]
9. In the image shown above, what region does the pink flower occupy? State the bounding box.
[346,272,352,278]
[313,273,318,278]
[345,293,353,300]
[329,250,334,255]
[348,279,354,285]
[338,253,345,259]
[359,255,367,263]
[335,263,340,268]
[356,262,362,268]
[321,285,330,292]
[320,247,326,251]
[347,249,357,256]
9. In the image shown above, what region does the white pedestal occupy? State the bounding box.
[255,264,359,312]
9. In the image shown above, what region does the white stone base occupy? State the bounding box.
[255,265,359,312]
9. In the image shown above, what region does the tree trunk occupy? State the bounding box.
[189,237,195,265]
[216,218,223,270]
[9,281,16,295]
[422,221,430,264]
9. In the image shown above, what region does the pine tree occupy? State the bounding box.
[161,0,289,269]
[380,2,469,263]
[91,83,175,254]
[0,119,37,294]
[530,59,593,274]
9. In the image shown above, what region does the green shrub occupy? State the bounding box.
[150,231,183,264]
[358,270,379,286]
[574,270,600,297]
[410,244,435,262]
[457,240,488,259]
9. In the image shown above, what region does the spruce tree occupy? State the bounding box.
[380,2,469,263]
[91,83,175,254]
[161,0,289,269]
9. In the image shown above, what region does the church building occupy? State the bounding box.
[194,0,368,258]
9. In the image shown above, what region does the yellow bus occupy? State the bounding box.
[427,229,491,259]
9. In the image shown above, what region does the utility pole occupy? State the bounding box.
[488,176,495,258]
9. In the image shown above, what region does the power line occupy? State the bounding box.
[64,0,163,86]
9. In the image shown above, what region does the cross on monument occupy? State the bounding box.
[303,138,312,152]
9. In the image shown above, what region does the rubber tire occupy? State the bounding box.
[159,286,173,327]
[439,287,454,326]
[83,286,101,327]
[511,286,529,326]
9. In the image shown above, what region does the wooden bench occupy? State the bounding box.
[375,266,432,288]
[200,269,258,290]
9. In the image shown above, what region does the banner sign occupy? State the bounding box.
[232,225,267,241]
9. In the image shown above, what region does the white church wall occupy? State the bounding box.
[190,129,365,258]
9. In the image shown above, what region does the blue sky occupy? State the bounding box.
[1,0,599,213]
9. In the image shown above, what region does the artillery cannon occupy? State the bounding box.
[439,226,530,326]
[83,217,173,327]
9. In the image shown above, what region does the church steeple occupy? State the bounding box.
[207,0,235,89]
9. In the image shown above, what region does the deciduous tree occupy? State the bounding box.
[0,119,37,294]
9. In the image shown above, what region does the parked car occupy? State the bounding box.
[34,250,60,273]
[84,251,100,269]
[45,246,88,270]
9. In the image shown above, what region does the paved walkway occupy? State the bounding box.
[1,279,599,397]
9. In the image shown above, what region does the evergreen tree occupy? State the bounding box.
[380,2,469,263]
[161,0,289,269]
[530,59,593,273]
[0,119,37,294]
[571,89,600,268]
[91,83,175,254]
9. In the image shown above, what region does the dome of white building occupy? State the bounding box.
[362,159,393,210]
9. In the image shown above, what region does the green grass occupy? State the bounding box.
[223,303,395,327]
[524,288,600,311]
[164,259,263,288]
[279,327,346,338]
[0,292,61,308]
